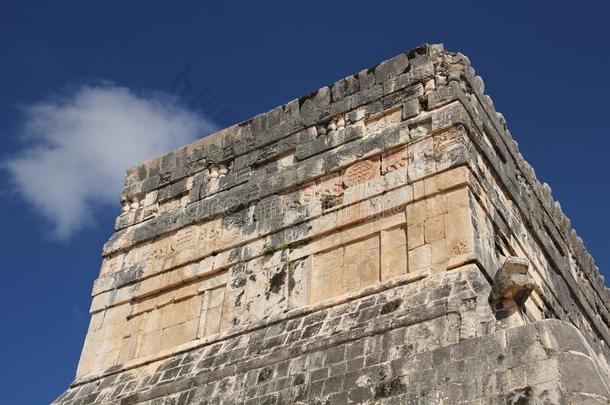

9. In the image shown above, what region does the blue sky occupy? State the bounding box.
[1,1,608,403]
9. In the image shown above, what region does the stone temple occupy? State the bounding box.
[54,44,610,404]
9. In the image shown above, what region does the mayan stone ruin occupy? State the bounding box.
[54,44,610,404]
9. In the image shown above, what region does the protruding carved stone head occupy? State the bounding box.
[491,256,540,323]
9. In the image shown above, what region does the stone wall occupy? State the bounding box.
[54,44,610,404]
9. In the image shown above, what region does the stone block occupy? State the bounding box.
[558,352,610,398]
[408,223,424,249]
[380,227,408,280]
[311,247,344,303]
[408,244,431,272]
[406,200,427,226]
[444,207,475,266]
[424,216,445,243]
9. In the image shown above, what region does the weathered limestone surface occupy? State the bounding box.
[54,44,610,404]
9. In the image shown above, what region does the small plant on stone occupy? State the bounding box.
[262,244,279,256]
[262,243,290,256]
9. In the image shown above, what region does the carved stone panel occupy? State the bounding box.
[382,146,409,174]
[342,157,380,188]
[365,106,402,134]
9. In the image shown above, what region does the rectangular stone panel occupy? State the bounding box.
[344,234,381,290]
[380,227,408,280]
[198,286,225,337]
[311,246,345,303]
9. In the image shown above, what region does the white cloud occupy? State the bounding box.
[4,84,216,239]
